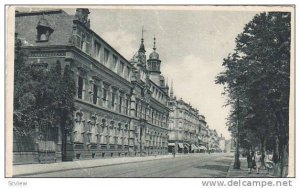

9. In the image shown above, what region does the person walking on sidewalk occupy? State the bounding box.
[247,150,255,174]
[172,148,176,158]
[255,151,262,174]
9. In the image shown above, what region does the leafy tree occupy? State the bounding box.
[216,12,290,177]
[13,34,37,136]
[14,35,76,161]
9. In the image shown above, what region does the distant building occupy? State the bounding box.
[14,8,170,164]
[198,115,209,151]
[208,129,220,152]
[167,93,203,153]
[219,134,226,152]
[225,139,235,153]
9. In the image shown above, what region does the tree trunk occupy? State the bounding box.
[60,110,67,161]
[61,123,67,161]
[272,108,289,177]
[273,136,280,164]
[261,137,267,169]
[277,111,288,177]
[280,144,289,177]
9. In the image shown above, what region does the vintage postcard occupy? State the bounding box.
[5,5,295,180]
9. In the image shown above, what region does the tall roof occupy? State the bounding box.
[37,17,51,28]
[138,38,146,53]
[15,9,74,46]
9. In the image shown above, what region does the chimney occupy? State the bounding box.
[75,8,90,28]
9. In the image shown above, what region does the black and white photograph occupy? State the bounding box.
[5,4,294,181]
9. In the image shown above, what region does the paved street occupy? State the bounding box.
[20,153,233,177]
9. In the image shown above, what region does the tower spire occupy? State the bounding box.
[166,77,168,86]
[153,34,156,51]
[170,80,174,99]
[138,26,146,53]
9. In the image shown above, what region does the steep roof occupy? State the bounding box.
[15,9,74,46]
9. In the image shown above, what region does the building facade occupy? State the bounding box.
[219,134,226,153]
[198,115,209,152]
[225,139,235,153]
[167,90,204,153]
[14,8,169,164]
[208,129,221,152]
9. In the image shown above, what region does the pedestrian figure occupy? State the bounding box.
[265,152,274,173]
[172,148,176,158]
[247,150,255,174]
[255,151,262,174]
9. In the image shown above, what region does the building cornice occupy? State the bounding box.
[75,99,131,120]
[22,45,134,89]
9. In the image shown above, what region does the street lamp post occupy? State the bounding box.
[233,97,240,169]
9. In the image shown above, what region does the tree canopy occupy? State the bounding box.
[216,12,291,177]
[13,35,76,146]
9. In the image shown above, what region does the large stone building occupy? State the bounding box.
[198,115,209,151]
[14,8,169,164]
[167,88,205,153]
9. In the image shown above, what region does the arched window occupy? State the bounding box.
[40,33,47,41]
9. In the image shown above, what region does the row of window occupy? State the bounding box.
[150,84,166,103]
[77,76,131,115]
[73,26,131,81]
[135,100,168,127]
[77,76,168,127]
[94,42,131,79]
[74,127,130,144]
[74,114,130,144]
[73,124,168,146]
[174,111,203,125]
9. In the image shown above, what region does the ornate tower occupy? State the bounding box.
[147,36,163,86]
[147,36,161,73]
[130,28,148,83]
[136,27,147,67]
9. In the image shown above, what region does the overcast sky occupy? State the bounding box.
[64,7,258,139]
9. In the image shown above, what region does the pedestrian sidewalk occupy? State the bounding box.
[226,157,274,178]
[13,153,197,177]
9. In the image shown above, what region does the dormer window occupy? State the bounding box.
[36,17,53,42]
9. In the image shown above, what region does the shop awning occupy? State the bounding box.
[178,143,184,148]
[168,143,175,146]
[199,146,207,150]
[191,144,197,151]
